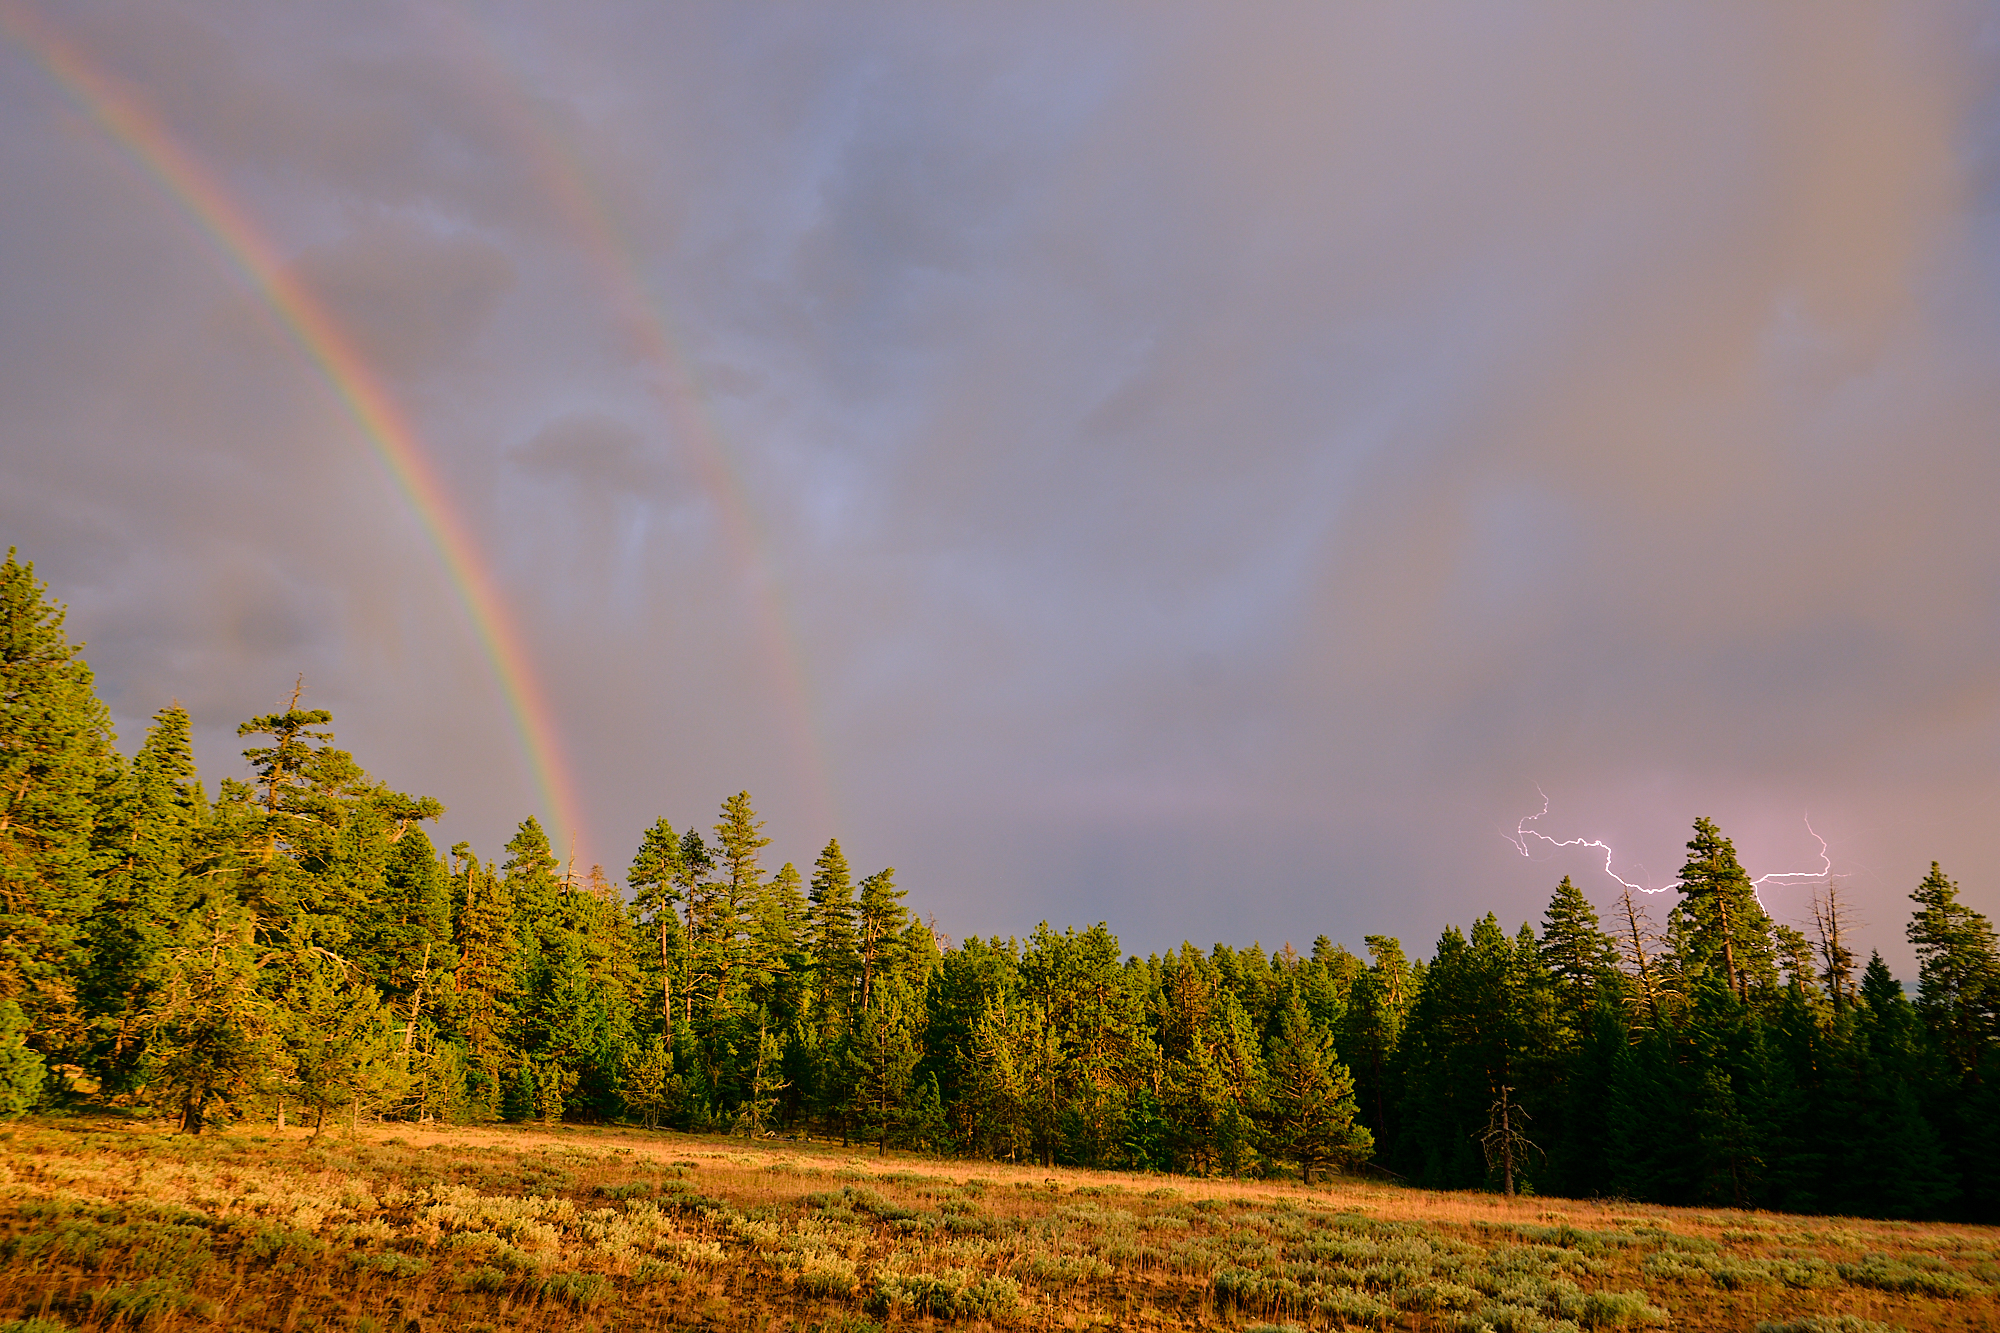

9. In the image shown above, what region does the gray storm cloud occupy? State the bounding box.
[1,1,1996,970]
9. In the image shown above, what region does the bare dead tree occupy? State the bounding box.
[1479,1082,1543,1198]
[1810,881,1859,1015]
[1616,887,1665,1029]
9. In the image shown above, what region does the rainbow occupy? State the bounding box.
[0,2,587,858]
[435,10,842,843]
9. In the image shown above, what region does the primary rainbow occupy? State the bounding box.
[0,2,588,858]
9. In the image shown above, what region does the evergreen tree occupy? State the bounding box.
[0,550,116,1060]
[627,817,683,1030]
[842,977,921,1152]
[282,950,398,1137]
[1670,818,1777,999]
[502,818,562,940]
[710,791,769,1010]
[1907,861,1999,1083]
[141,895,286,1134]
[0,1001,44,1117]
[856,867,909,1012]
[1256,991,1371,1182]
[83,704,203,1090]
[673,828,714,1024]
[1539,876,1619,1037]
[450,847,515,1119]
[1156,944,1261,1174]
[1014,923,1151,1168]
[807,838,860,1012]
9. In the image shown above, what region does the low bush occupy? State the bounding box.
[1577,1289,1669,1329]
[84,1278,214,1322]
[457,1265,510,1293]
[347,1250,430,1277]
[536,1271,609,1309]
[1836,1255,1982,1298]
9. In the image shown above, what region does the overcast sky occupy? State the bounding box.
[4,1,1998,971]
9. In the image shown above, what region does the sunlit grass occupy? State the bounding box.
[0,1117,1992,1330]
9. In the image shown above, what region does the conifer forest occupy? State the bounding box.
[4,549,1998,1224]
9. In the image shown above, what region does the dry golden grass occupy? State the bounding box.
[0,1115,1995,1332]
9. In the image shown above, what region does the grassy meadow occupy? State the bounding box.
[0,1117,1996,1333]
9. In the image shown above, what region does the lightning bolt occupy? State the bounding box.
[1506,787,1832,908]
[1506,787,1668,894]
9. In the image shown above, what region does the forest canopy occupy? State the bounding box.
[2,549,1996,1221]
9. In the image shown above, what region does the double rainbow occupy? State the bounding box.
[1,2,585,855]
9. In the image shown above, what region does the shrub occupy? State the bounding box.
[956,1276,1021,1318]
[1400,1281,1484,1313]
[1313,1286,1395,1325]
[1465,1303,1583,1333]
[85,1278,214,1321]
[631,1258,685,1284]
[802,1186,918,1223]
[457,1265,510,1293]
[348,1251,430,1277]
[597,1181,652,1200]
[1577,1290,1669,1328]
[867,1271,960,1318]
[1836,1256,1981,1298]
[795,1257,860,1298]
[537,1272,609,1309]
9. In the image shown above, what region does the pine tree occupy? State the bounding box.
[710,792,769,1010]
[1907,862,1999,1083]
[856,867,909,1012]
[1670,818,1777,999]
[1157,944,1261,1174]
[1256,991,1371,1183]
[0,1001,43,1117]
[282,950,398,1137]
[1539,876,1619,1038]
[673,828,714,1024]
[919,934,1017,1151]
[1340,935,1413,1154]
[141,894,287,1134]
[807,839,860,1010]
[450,847,515,1118]
[83,704,203,1090]
[844,976,923,1153]
[0,550,116,1059]
[621,1033,683,1129]
[627,817,683,1030]
[502,818,562,940]
[1014,923,1151,1169]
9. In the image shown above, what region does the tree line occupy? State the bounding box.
[2,549,1996,1220]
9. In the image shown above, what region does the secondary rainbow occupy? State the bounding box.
[0,3,588,858]
[435,8,842,843]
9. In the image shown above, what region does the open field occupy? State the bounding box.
[0,1118,1995,1333]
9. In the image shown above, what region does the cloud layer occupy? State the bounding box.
[4,1,1997,969]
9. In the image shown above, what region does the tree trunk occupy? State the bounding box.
[660,919,672,1030]
[404,940,430,1050]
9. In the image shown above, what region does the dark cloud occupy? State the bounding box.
[289,221,514,380]
[510,413,668,496]
[3,0,1997,973]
